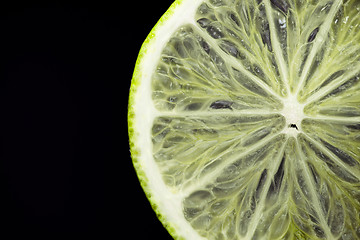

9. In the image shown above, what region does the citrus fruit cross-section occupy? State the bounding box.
[128,0,360,239]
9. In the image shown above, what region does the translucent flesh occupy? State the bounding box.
[149,0,360,239]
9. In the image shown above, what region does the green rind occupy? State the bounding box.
[127,1,186,239]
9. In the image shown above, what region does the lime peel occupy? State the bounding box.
[128,0,207,239]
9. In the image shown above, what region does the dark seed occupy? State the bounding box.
[210,100,233,110]
[308,27,320,42]
[270,0,289,13]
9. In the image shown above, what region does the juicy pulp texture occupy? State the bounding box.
[130,0,360,239]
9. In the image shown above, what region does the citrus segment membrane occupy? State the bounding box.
[152,114,285,189]
[152,24,283,113]
[130,0,360,239]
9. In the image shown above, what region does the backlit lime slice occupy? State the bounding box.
[128,0,360,239]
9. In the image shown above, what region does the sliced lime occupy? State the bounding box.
[129,0,360,239]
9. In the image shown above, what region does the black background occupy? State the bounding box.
[1,0,173,238]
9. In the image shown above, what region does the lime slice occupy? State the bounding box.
[128,0,360,239]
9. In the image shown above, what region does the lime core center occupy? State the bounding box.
[281,94,305,136]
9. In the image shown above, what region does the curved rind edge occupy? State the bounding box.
[127,0,186,239]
